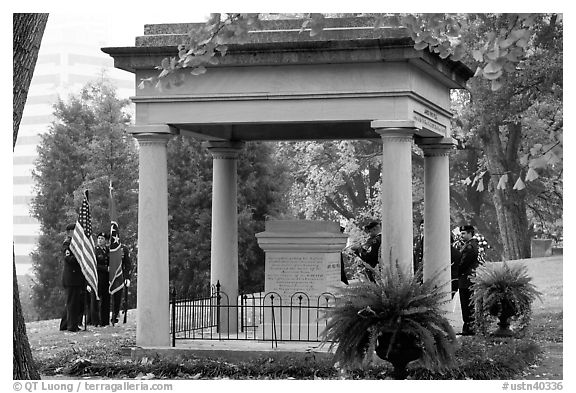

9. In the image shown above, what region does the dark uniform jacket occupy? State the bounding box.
[450,245,462,293]
[61,236,86,287]
[95,245,109,274]
[450,245,461,278]
[355,234,381,268]
[459,238,479,278]
[121,245,132,280]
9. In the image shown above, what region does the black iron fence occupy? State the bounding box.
[170,281,336,347]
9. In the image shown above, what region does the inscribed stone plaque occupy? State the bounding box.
[265,252,341,299]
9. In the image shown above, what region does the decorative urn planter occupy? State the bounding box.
[375,332,423,379]
[489,298,517,337]
[320,261,456,380]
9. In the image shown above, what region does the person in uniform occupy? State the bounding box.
[111,244,132,324]
[59,223,86,332]
[352,220,382,281]
[94,232,111,326]
[458,224,479,335]
[338,226,349,285]
[450,234,461,299]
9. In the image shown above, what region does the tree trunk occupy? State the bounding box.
[13,12,49,380]
[481,124,531,260]
[13,13,48,149]
[13,253,40,380]
[489,188,530,259]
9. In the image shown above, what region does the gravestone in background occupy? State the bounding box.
[256,220,348,340]
[531,239,553,258]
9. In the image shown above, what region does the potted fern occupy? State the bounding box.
[471,262,542,337]
[320,261,456,379]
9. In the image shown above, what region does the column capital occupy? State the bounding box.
[417,137,457,157]
[203,141,245,159]
[371,120,417,142]
[132,133,172,146]
[130,124,175,146]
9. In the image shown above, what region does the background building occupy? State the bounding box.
[13,14,136,275]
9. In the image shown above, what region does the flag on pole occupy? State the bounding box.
[108,183,124,295]
[70,190,99,300]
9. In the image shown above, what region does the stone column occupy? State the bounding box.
[371,120,416,274]
[130,125,173,347]
[204,141,244,333]
[419,137,455,306]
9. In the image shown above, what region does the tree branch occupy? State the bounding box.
[325,195,353,219]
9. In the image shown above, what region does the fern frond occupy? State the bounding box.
[471,262,542,334]
[321,258,456,370]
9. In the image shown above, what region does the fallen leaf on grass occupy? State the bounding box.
[135,372,155,380]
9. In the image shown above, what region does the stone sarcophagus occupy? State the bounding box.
[255,220,348,340]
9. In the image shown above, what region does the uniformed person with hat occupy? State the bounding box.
[450,234,461,299]
[94,231,111,326]
[458,224,479,335]
[59,223,86,332]
[351,220,382,281]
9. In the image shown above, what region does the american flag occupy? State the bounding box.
[108,183,124,295]
[70,190,99,300]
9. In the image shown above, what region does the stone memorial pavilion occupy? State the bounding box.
[102,17,473,348]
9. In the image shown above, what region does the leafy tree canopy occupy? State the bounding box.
[30,79,138,319]
[142,13,561,91]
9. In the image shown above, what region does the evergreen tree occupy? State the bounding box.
[30,80,137,320]
[167,136,213,297]
[167,137,290,297]
[237,141,290,293]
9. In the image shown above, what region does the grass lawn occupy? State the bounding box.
[26,256,562,380]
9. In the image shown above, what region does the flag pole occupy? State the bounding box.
[123,284,128,324]
[87,189,103,325]
[83,189,89,331]
[84,291,88,331]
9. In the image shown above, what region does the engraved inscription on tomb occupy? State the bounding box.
[265,252,342,298]
[265,254,324,296]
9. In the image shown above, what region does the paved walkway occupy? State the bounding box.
[173,338,331,352]
[132,338,334,362]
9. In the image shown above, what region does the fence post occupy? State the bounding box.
[216,280,221,333]
[270,294,278,348]
[240,294,244,333]
[170,288,176,347]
